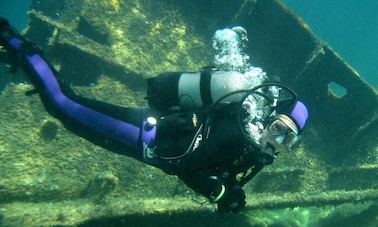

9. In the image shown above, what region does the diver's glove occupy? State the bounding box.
[217,183,246,213]
[257,146,276,165]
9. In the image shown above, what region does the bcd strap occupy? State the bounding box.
[200,71,213,106]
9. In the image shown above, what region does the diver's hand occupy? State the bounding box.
[217,184,246,213]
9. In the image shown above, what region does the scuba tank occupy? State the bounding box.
[146,69,255,112]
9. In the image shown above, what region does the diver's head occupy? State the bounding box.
[261,101,309,154]
[207,82,308,157]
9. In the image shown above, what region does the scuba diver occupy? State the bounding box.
[0,18,308,213]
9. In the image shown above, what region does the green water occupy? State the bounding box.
[0,0,30,30]
[284,0,378,89]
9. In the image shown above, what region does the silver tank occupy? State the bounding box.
[178,71,253,108]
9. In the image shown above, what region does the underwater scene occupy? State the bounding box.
[0,0,377,226]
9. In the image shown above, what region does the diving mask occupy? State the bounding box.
[267,114,301,152]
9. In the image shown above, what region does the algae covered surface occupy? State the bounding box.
[1,0,378,226]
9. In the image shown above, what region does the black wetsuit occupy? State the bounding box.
[0,18,268,212]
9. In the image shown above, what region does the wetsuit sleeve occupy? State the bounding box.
[0,18,146,157]
[178,169,227,203]
[178,169,246,213]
